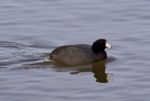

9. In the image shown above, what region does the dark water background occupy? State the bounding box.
[0,0,150,101]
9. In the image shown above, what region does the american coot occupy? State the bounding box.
[49,39,111,65]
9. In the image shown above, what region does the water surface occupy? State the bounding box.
[0,0,150,101]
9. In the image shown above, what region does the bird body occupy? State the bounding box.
[49,39,111,65]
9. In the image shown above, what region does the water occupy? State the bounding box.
[0,0,150,101]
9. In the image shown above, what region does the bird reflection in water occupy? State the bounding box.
[92,61,109,83]
[25,57,115,83]
[70,60,110,83]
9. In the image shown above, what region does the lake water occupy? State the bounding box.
[0,0,150,101]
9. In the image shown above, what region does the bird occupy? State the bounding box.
[49,39,111,66]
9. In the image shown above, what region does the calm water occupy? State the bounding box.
[0,0,150,101]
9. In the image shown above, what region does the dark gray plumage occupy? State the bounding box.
[49,39,111,65]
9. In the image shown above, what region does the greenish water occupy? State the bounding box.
[0,0,150,101]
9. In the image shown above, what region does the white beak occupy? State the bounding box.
[105,42,112,48]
